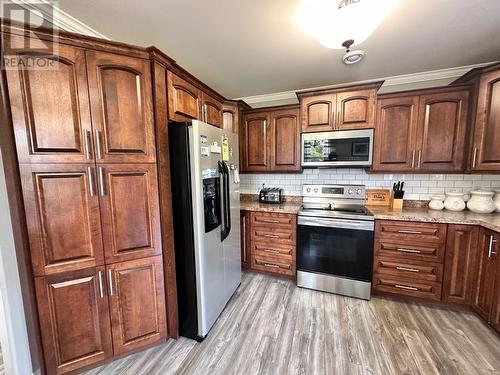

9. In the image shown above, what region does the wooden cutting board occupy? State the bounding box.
[365,189,392,206]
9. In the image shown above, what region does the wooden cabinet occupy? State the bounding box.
[373,220,447,301]
[222,101,240,133]
[107,256,166,355]
[35,267,113,375]
[201,92,223,128]
[373,87,471,172]
[167,71,201,121]
[373,96,419,171]
[241,105,300,172]
[98,164,162,264]
[20,164,104,276]
[298,84,380,132]
[471,68,500,171]
[492,252,500,333]
[247,211,296,277]
[240,211,250,269]
[5,36,94,164]
[472,229,499,323]
[443,225,479,305]
[86,51,156,163]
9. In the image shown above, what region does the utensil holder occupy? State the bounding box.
[392,198,404,209]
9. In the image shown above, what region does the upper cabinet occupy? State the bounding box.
[241,106,301,173]
[373,87,471,173]
[471,68,500,171]
[86,51,156,164]
[298,83,381,133]
[167,71,224,127]
[5,36,94,164]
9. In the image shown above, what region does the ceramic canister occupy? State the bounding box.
[467,191,496,214]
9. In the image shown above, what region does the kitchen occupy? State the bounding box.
[0,0,499,374]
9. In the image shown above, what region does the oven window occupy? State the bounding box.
[297,224,374,281]
[303,137,370,163]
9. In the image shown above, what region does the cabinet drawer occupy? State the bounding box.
[375,239,445,263]
[251,212,295,228]
[252,254,294,276]
[373,275,442,301]
[251,226,295,245]
[374,256,443,282]
[252,241,294,262]
[376,220,447,244]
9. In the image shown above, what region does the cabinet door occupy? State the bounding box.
[269,108,301,171]
[492,234,500,333]
[98,164,162,264]
[167,71,201,121]
[222,102,239,133]
[472,229,499,321]
[35,267,112,375]
[107,257,166,355]
[300,94,336,133]
[201,92,223,128]
[336,89,376,130]
[415,91,469,171]
[5,35,94,164]
[241,211,250,269]
[372,96,419,171]
[241,112,270,172]
[86,51,156,163]
[472,70,500,171]
[20,164,104,276]
[443,225,479,305]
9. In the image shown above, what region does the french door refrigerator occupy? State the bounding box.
[169,120,241,341]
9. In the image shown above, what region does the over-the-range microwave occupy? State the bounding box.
[301,129,374,168]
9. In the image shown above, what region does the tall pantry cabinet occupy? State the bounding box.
[4,34,166,374]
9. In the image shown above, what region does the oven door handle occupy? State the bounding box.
[298,216,374,231]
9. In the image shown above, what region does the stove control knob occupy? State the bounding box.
[306,188,311,193]
[356,189,362,195]
[314,188,319,193]
[348,189,354,195]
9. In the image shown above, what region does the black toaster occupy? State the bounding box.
[259,188,284,204]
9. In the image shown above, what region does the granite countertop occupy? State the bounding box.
[239,200,302,215]
[367,206,500,233]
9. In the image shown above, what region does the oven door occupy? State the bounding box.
[301,129,373,167]
[297,216,374,282]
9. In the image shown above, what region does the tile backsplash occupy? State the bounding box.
[240,169,500,201]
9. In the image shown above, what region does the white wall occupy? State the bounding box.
[0,153,33,375]
[240,169,500,200]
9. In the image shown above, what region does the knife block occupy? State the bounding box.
[390,191,404,209]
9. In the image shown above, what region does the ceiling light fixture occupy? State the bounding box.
[297,0,398,49]
[342,39,365,65]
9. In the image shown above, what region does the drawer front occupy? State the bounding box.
[373,256,443,282]
[252,242,294,262]
[252,254,294,276]
[375,238,445,263]
[373,275,442,301]
[251,212,295,228]
[251,226,295,245]
[376,220,447,244]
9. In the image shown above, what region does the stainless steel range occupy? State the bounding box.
[296,184,374,300]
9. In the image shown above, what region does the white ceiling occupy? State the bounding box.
[53,0,500,99]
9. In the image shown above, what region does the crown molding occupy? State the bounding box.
[237,61,498,107]
[11,0,107,39]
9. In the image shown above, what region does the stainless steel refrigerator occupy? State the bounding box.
[169,120,241,341]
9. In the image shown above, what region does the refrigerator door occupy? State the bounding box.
[189,121,227,337]
[221,131,241,301]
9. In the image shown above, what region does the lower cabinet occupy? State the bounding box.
[240,211,251,269]
[35,256,166,374]
[244,211,296,277]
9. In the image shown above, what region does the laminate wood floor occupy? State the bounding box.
[84,272,500,375]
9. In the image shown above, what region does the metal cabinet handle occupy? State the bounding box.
[242,217,247,262]
[397,248,421,254]
[488,236,498,257]
[411,151,416,168]
[98,271,104,298]
[396,266,420,273]
[87,166,95,197]
[397,230,423,234]
[108,269,114,296]
[263,249,280,254]
[472,147,478,169]
[395,284,418,291]
[262,219,280,224]
[264,263,280,269]
[416,150,422,168]
[263,234,279,238]
[83,129,92,159]
[94,130,103,159]
[98,167,105,196]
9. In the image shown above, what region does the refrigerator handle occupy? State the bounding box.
[223,161,231,240]
[218,161,227,240]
